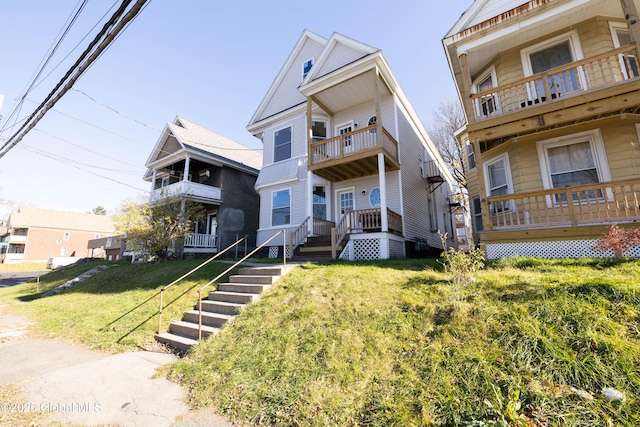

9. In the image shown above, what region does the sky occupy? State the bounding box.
[0,0,472,218]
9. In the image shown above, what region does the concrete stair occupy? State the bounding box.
[155,265,292,353]
[293,235,341,262]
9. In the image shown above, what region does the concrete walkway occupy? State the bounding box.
[0,305,234,427]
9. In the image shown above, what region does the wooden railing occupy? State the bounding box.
[289,216,310,257]
[184,233,217,248]
[310,125,398,166]
[484,179,640,230]
[471,45,639,121]
[330,208,403,258]
[313,218,335,235]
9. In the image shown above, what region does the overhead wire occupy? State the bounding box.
[0,0,151,158]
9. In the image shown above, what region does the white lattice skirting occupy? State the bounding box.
[486,239,640,259]
[339,234,406,260]
[268,246,290,258]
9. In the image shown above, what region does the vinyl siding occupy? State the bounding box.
[256,179,308,246]
[486,17,624,88]
[315,43,368,79]
[258,38,325,122]
[396,106,452,249]
[330,95,394,138]
[260,112,307,166]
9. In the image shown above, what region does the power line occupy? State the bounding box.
[0,0,151,159]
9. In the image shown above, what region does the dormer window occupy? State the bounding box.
[302,58,314,80]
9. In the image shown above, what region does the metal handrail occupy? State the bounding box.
[196,229,286,339]
[157,235,248,333]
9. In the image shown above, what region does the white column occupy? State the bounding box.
[183,156,191,181]
[307,170,314,236]
[378,152,388,232]
[151,169,157,192]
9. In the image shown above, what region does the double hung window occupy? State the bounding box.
[272,189,291,226]
[274,126,292,162]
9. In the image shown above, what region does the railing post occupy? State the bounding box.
[331,228,337,259]
[565,188,578,226]
[158,291,163,333]
[283,230,287,266]
[197,289,202,340]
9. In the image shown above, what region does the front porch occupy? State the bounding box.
[289,207,404,260]
[478,179,640,258]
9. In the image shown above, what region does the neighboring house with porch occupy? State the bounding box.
[444,0,640,259]
[143,117,262,258]
[247,30,457,260]
[0,207,115,263]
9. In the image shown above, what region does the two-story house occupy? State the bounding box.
[444,0,640,259]
[0,207,115,263]
[143,117,262,258]
[247,31,457,260]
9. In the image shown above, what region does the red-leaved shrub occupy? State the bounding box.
[592,224,640,256]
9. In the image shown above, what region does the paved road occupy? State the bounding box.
[0,270,48,288]
[0,305,235,427]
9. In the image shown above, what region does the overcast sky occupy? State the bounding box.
[0,0,472,217]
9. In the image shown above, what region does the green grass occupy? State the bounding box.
[167,258,640,426]
[2,257,639,425]
[0,259,240,351]
[0,261,47,273]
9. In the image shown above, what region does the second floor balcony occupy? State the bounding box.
[308,125,399,181]
[150,180,221,204]
[469,45,640,137]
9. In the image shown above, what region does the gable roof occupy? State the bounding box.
[8,207,115,233]
[247,30,327,128]
[302,32,378,84]
[145,117,263,178]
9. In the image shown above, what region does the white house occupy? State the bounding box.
[247,31,457,260]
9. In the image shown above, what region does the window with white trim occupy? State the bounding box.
[473,66,498,117]
[520,31,584,101]
[61,246,68,256]
[274,126,292,162]
[312,186,326,220]
[427,195,438,231]
[536,130,611,203]
[484,153,513,213]
[302,58,314,80]
[610,22,639,79]
[471,196,483,232]
[63,231,70,241]
[272,189,291,226]
[465,138,476,170]
[311,121,326,142]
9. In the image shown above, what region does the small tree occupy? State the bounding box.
[91,205,108,215]
[439,232,485,305]
[114,195,205,262]
[592,224,640,257]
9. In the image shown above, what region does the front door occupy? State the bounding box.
[338,124,353,153]
[337,189,354,231]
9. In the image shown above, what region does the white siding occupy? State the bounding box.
[330,95,394,138]
[258,38,325,122]
[396,106,453,249]
[315,42,368,79]
[332,173,401,219]
[260,113,307,166]
[257,179,308,246]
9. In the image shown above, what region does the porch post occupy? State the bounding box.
[151,169,157,192]
[307,170,314,236]
[378,153,388,232]
[472,136,492,231]
[458,52,475,123]
[620,0,640,44]
[374,69,382,146]
[184,156,191,182]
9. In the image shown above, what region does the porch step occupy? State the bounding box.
[156,264,295,353]
[300,245,341,253]
[154,332,197,353]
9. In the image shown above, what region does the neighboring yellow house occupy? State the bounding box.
[444,0,640,258]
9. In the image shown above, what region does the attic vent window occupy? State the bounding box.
[302,58,314,80]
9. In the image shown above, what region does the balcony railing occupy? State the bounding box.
[7,235,27,244]
[484,179,640,231]
[472,45,639,121]
[150,181,221,203]
[310,125,398,166]
[184,233,217,248]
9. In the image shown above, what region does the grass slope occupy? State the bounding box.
[0,259,238,351]
[168,258,640,426]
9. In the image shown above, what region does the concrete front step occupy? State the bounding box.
[183,310,233,327]
[154,332,197,353]
[238,266,285,276]
[208,290,259,304]
[218,283,270,294]
[169,320,219,339]
[199,300,245,315]
[229,274,277,284]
